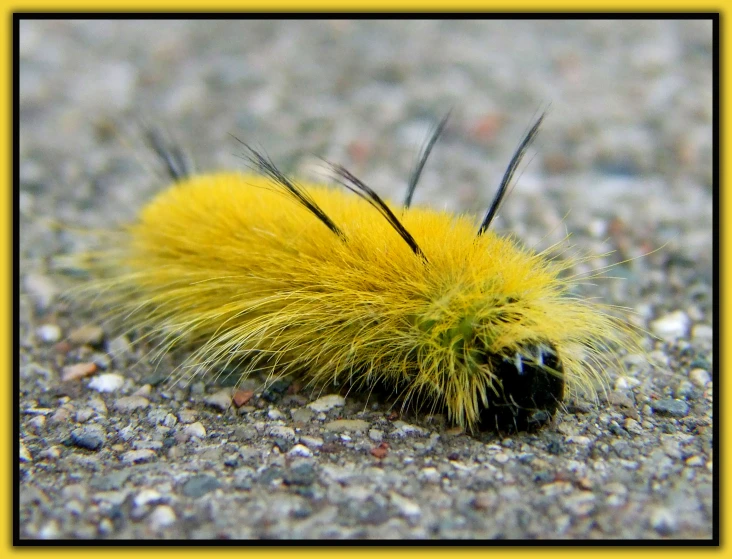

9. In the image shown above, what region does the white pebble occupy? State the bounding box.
[299,435,323,449]
[307,394,345,412]
[650,507,677,535]
[89,373,125,393]
[121,449,156,464]
[689,368,711,387]
[390,492,422,519]
[287,444,313,457]
[493,452,510,464]
[650,311,690,341]
[269,425,296,440]
[419,467,441,483]
[369,429,384,442]
[19,442,32,462]
[267,408,285,420]
[691,324,713,342]
[36,324,61,343]
[133,488,163,507]
[183,421,207,439]
[149,505,177,530]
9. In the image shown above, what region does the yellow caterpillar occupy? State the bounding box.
[78,113,636,433]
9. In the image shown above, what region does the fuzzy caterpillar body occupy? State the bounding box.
[84,140,633,433]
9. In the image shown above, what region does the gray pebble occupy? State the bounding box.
[204,388,233,411]
[267,408,285,420]
[90,469,131,490]
[24,273,58,310]
[181,474,221,497]
[177,409,198,423]
[652,398,690,417]
[70,424,106,451]
[268,425,296,440]
[108,335,133,365]
[324,419,370,433]
[291,407,314,423]
[284,462,316,485]
[113,395,150,412]
[675,380,696,399]
[69,324,105,345]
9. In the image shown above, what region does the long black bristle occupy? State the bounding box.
[477,110,547,236]
[328,162,428,262]
[145,128,193,181]
[404,110,452,209]
[233,138,346,240]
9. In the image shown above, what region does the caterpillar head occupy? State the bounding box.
[410,305,567,434]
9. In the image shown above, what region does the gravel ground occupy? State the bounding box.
[18,19,715,540]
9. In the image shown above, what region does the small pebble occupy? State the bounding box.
[37,324,61,343]
[24,273,58,310]
[183,421,207,439]
[390,492,421,519]
[133,488,163,508]
[90,352,112,370]
[267,408,285,420]
[324,419,369,433]
[623,418,643,434]
[29,415,46,430]
[493,452,510,464]
[62,362,98,381]
[651,398,690,417]
[650,311,690,341]
[204,389,233,411]
[287,444,313,458]
[181,474,221,497]
[291,407,314,423]
[299,435,324,449]
[132,384,152,397]
[390,421,427,437]
[419,467,441,483]
[369,429,384,442]
[675,380,695,399]
[114,396,150,412]
[650,507,677,535]
[307,394,345,412]
[69,324,105,345]
[691,324,713,342]
[268,425,296,440]
[232,389,253,407]
[88,373,125,393]
[19,442,32,462]
[121,449,156,464]
[149,505,177,529]
[70,425,106,451]
[38,520,60,539]
[689,368,711,387]
[177,410,197,423]
[108,335,133,364]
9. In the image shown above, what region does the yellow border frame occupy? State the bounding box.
[6,4,722,554]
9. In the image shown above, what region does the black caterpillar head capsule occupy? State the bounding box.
[477,343,565,433]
